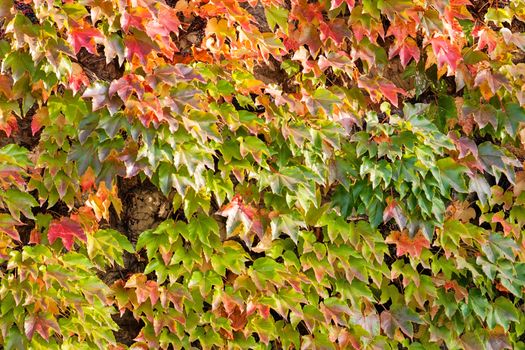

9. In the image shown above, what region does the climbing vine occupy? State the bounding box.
[1,0,525,348]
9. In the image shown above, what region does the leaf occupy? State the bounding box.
[1,189,38,220]
[485,7,513,26]
[504,102,525,137]
[82,82,123,115]
[436,157,468,193]
[48,217,87,251]
[30,107,49,136]
[358,76,406,107]
[430,37,462,72]
[68,21,103,55]
[381,307,423,338]
[330,0,355,10]
[124,30,159,65]
[109,73,145,101]
[305,87,340,114]
[478,142,520,184]
[88,229,134,267]
[389,38,420,67]
[468,174,491,207]
[24,313,61,341]
[385,230,430,257]
[218,195,263,242]
[265,6,289,34]
[238,136,270,164]
[0,110,17,137]
[0,213,22,241]
[493,297,519,331]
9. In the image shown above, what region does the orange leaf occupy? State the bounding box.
[385,230,430,257]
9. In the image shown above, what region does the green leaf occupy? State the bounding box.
[485,7,513,26]
[435,157,468,193]
[504,102,525,137]
[493,297,519,331]
[265,6,289,34]
[88,229,134,267]
[1,189,38,220]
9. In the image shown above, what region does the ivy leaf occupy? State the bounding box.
[305,87,340,114]
[87,229,134,267]
[82,82,123,115]
[436,157,468,193]
[389,38,420,67]
[218,195,263,242]
[492,297,519,331]
[503,102,525,137]
[68,21,103,55]
[109,74,145,101]
[478,142,520,184]
[485,8,513,26]
[430,37,462,72]
[385,230,430,257]
[265,6,289,34]
[187,213,219,247]
[24,313,61,341]
[381,307,423,338]
[330,0,355,10]
[1,189,38,220]
[0,109,17,137]
[0,213,22,241]
[125,30,159,65]
[48,217,87,251]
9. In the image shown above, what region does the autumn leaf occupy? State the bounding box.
[48,217,87,250]
[109,74,145,101]
[124,30,159,65]
[24,313,61,341]
[217,194,263,240]
[389,38,420,67]
[68,21,103,55]
[0,111,17,137]
[385,230,431,257]
[82,82,123,114]
[430,36,462,72]
[330,0,355,10]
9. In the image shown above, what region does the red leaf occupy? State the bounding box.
[473,26,498,53]
[158,5,181,36]
[68,21,103,55]
[383,198,407,229]
[218,195,264,239]
[378,80,406,107]
[24,313,61,341]
[48,217,86,251]
[330,0,355,10]
[358,76,407,107]
[297,23,322,56]
[121,6,150,33]
[0,213,22,241]
[31,107,49,136]
[0,112,18,137]
[319,19,351,45]
[389,38,420,67]
[385,230,430,257]
[109,74,145,101]
[68,63,90,95]
[430,36,462,72]
[80,167,96,192]
[124,31,159,65]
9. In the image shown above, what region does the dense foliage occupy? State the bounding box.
[1,0,525,348]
